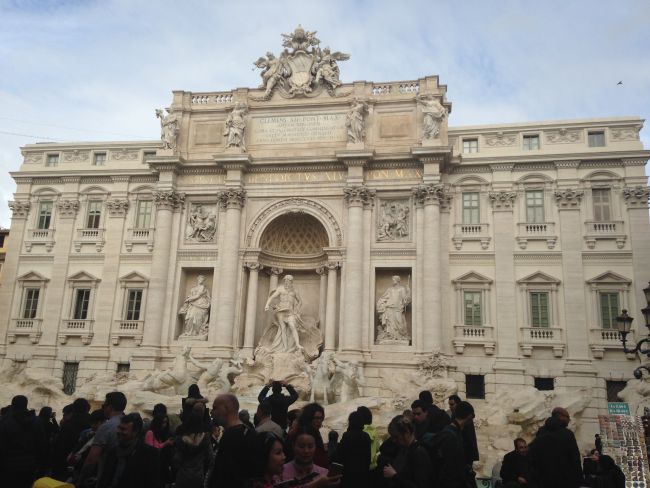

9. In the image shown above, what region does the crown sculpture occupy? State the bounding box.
[253,25,350,100]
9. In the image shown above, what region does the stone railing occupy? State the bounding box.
[59,319,94,345]
[125,228,154,252]
[8,318,43,343]
[191,92,234,104]
[371,82,420,96]
[452,325,495,355]
[520,327,564,357]
[589,328,635,359]
[74,228,106,252]
[584,221,626,249]
[111,320,144,345]
[452,223,490,250]
[516,222,557,249]
[25,228,55,252]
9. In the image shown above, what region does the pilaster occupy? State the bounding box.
[623,186,650,319]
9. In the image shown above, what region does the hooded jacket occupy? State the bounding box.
[529,416,582,488]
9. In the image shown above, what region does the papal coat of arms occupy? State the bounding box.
[253,25,350,100]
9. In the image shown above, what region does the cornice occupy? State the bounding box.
[448,253,495,261]
[17,255,54,262]
[177,250,219,260]
[582,252,632,262]
[247,163,343,173]
[68,254,105,262]
[370,249,417,257]
[369,160,420,169]
[120,254,153,262]
[513,253,562,263]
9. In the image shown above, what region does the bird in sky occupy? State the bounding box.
[617,81,623,85]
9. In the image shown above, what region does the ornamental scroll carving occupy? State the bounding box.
[217,187,246,209]
[153,190,185,210]
[554,189,584,209]
[23,153,42,164]
[545,128,581,144]
[484,133,516,147]
[105,199,130,217]
[56,200,80,217]
[111,148,139,161]
[63,150,90,163]
[8,200,31,218]
[343,186,375,207]
[623,186,650,207]
[611,127,640,141]
[488,191,517,209]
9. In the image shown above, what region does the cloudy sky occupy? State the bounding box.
[1,0,649,227]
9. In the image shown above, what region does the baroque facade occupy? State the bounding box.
[1,27,650,459]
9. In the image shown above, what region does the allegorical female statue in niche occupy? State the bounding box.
[178,275,211,339]
[376,275,412,343]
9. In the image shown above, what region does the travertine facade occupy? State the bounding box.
[1,28,650,464]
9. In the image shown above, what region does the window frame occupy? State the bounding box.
[452,272,492,328]
[523,134,540,150]
[134,199,153,229]
[462,138,479,154]
[598,291,620,329]
[591,188,612,222]
[525,189,545,223]
[588,131,606,147]
[92,152,107,166]
[36,201,54,230]
[13,271,49,322]
[45,153,59,167]
[462,192,480,224]
[517,272,561,329]
[529,291,550,328]
[586,272,631,331]
[118,272,149,323]
[64,272,100,323]
[125,288,144,321]
[463,291,483,326]
[22,287,41,319]
[465,374,486,399]
[85,200,103,229]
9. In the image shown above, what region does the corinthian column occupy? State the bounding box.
[325,262,340,351]
[214,187,246,349]
[242,262,262,354]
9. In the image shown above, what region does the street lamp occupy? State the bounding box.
[617,282,650,379]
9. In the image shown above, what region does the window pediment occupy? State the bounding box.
[587,271,631,285]
[67,271,101,283]
[517,271,561,285]
[119,271,149,284]
[16,271,49,283]
[452,271,493,284]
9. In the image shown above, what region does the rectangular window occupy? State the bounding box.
[73,288,91,320]
[45,154,59,167]
[534,377,555,391]
[134,201,153,229]
[37,202,53,229]
[466,375,485,399]
[525,190,545,223]
[588,131,605,147]
[62,362,79,395]
[599,292,619,329]
[126,289,143,320]
[606,380,627,403]
[0,235,5,247]
[592,189,611,221]
[463,138,479,153]
[117,363,130,373]
[93,152,106,166]
[463,291,482,326]
[143,151,156,160]
[22,288,40,319]
[462,192,480,224]
[523,135,540,150]
[86,201,102,229]
[530,292,550,327]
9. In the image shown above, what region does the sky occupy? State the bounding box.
[0,0,649,227]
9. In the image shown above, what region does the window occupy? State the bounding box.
[126,289,143,320]
[37,202,53,229]
[525,190,545,223]
[523,135,539,150]
[117,363,131,373]
[588,131,605,147]
[62,362,79,395]
[534,377,555,391]
[530,292,550,327]
[22,288,40,319]
[466,375,485,399]
[45,154,59,167]
[462,192,480,224]
[143,151,156,160]
[135,200,153,229]
[73,288,91,320]
[592,188,611,221]
[463,291,482,326]
[463,138,478,153]
[606,380,627,403]
[0,235,5,247]
[86,201,102,229]
[93,152,106,166]
[599,292,619,329]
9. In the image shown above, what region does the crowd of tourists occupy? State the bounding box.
[0,381,626,488]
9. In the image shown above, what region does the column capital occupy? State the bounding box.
[8,200,31,219]
[267,267,284,277]
[327,261,341,271]
[105,199,130,217]
[488,191,517,210]
[316,266,327,276]
[245,262,263,272]
[56,199,80,218]
[153,190,185,211]
[412,183,450,207]
[217,187,246,210]
[343,185,375,207]
[623,186,650,208]
[554,188,584,209]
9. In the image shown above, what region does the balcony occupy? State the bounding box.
[25,228,55,252]
[584,221,626,249]
[453,325,495,355]
[8,318,43,343]
[74,228,105,252]
[125,228,154,252]
[452,223,490,250]
[516,222,557,249]
[520,327,564,357]
[58,319,94,344]
[111,319,144,345]
[589,328,636,359]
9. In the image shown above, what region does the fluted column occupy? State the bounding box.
[143,190,184,346]
[414,200,424,351]
[214,187,246,348]
[242,262,262,354]
[325,262,339,351]
[342,186,375,354]
[316,267,327,327]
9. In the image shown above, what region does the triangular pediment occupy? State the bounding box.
[119,271,149,283]
[517,271,561,285]
[452,271,493,284]
[16,271,49,282]
[587,271,631,285]
[68,271,101,282]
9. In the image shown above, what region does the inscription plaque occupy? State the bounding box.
[250,113,347,145]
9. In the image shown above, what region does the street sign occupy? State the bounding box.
[608,402,631,415]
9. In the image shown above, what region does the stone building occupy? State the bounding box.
[0,27,649,447]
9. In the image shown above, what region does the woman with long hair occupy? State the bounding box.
[282,426,341,487]
[172,403,213,488]
[335,411,371,488]
[250,432,286,488]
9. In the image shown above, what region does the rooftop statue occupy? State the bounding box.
[155,108,179,150]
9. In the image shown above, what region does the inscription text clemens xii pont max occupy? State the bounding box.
[250,113,347,145]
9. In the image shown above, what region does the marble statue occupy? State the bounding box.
[417,94,446,140]
[189,355,225,393]
[223,102,248,150]
[155,108,179,150]
[254,52,288,99]
[305,352,332,404]
[187,204,217,242]
[314,47,349,93]
[142,346,192,394]
[345,98,367,144]
[377,200,410,241]
[178,275,211,339]
[331,356,365,402]
[263,275,305,354]
[617,375,650,415]
[376,275,412,343]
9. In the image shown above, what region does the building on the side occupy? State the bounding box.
[0,27,649,463]
[0,228,9,281]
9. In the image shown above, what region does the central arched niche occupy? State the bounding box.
[259,212,329,257]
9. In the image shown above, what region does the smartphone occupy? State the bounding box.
[328,462,344,477]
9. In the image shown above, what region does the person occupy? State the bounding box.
[282,426,341,487]
[173,406,213,488]
[181,384,208,422]
[256,400,285,439]
[500,438,538,488]
[381,415,431,488]
[327,430,339,462]
[239,409,255,430]
[376,275,411,342]
[357,406,380,470]
[594,434,603,454]
[145,408,173,486]
[411,398,450,446]
[264,275,306,353]
[208,393,256,488]
[582,449,625,488]
[293,403,329,468]
[448,394,479,466]
[37,406,59,446]
[528,407,582,488]
[418,390,451,433]
[67,409,105,485]
[96,413,161,488]
[258,380,299,430]
[0,394,48,488]
[51,397,91,481]
[79,391,127,487]
[335,411,371,488]
[430,400,475,488]
[250,432,286,488]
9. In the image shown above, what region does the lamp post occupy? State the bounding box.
[617,282,650,379]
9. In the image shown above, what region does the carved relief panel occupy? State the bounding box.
[376,199,411,242]
[185,203,218,243]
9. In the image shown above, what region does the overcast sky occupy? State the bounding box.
[1,0,649,227]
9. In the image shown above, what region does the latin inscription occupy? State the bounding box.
[180,174,226,185]
[246,168,422,184]
[250,113,347,145]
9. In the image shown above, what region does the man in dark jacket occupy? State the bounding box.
[431,400,475,488]
[97,413,161,488]
[529,407,582,488]
[257,380,298,430]
[0,395,48,488]
[51,397,91,480]
[500,438,538,488]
